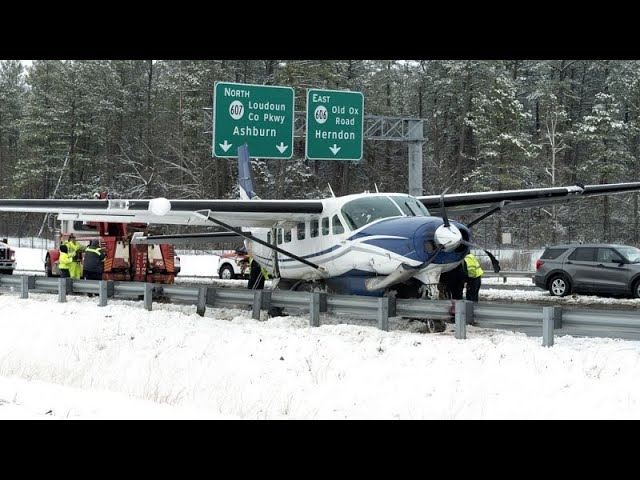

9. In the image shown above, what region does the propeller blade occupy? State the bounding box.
[483,249,501,273]
[365,245,444,291]
[439,187,451,228]
[461,240,501,273]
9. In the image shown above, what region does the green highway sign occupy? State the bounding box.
[306,88,364,161]
[213,82,294,159]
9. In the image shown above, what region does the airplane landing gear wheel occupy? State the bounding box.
[426,319,446,333]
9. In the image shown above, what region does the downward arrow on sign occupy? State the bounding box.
[219,140,233,152]
[329,144,341,155]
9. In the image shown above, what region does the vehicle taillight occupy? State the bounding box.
[535,259,544,270]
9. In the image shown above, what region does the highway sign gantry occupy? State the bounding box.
[213,82,295,159]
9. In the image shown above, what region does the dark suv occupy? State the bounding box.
[534,243,640,297]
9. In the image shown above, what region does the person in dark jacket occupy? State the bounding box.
[247,256,269,290]
[438,262,466,300]
[82,239,106,281]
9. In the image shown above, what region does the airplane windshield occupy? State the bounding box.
[389,196,430,217]
[342,196,406,230]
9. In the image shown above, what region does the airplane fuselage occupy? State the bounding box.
[244,192,471,296]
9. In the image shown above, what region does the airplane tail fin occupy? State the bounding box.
[238,143,259,200]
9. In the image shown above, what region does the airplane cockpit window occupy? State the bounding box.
[284,228,291,243]
[332,215,344,234]
[322,217,330,235]
[390,196,430,217]
[277,229,283,245]
[341,196,404,230]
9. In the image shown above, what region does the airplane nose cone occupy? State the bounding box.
[435,223,462,251]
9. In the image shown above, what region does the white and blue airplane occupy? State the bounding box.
[2,145,640,300]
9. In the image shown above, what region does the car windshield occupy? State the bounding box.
[617,246,640,262]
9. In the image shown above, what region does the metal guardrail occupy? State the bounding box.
[1,274,639,347]
[483,270,534,281]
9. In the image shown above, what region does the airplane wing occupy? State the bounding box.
[0,198,324,228]
[418,182,640,217]
[2,182,640,228]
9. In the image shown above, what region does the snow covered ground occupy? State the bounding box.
[2,247,640,419]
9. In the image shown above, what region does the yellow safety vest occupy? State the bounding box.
[58,251,73,270]
[464,254,484,278]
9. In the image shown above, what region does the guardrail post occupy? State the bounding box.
[261,290,272,311]
[58,277,71,303]
[144,283,153,311]
[551,305,562,329]
[252,290,263,320]
[377,296,390,331]
[20,276,35,299]
[542,306,560,347]
[387,294,396,317]
[206,288,216,307]
[98,280,114,307]
[310,292,321,327]
[196,287,207,316]
[454,300,474,339]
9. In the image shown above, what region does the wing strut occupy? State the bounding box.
[466,201,507,228]
[202,212,321,270]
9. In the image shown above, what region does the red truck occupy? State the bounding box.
[44,215,180,283]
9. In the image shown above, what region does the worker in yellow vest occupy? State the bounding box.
[64,233,86,279]
[58,244,73,278]
[464,252,484,302]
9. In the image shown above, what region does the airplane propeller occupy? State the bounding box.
[439,186,501,273]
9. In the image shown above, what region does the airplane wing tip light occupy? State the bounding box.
[148,197,172,216]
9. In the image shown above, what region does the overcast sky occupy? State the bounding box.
[2,247,640,419]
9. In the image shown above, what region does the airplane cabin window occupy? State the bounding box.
[310,220,319,238]
[322,217,329,235]
[267,232,271,244]
[297,222,306,240]
[332,215,344,234]
[277,229,283,245]
[284,228,291,243]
